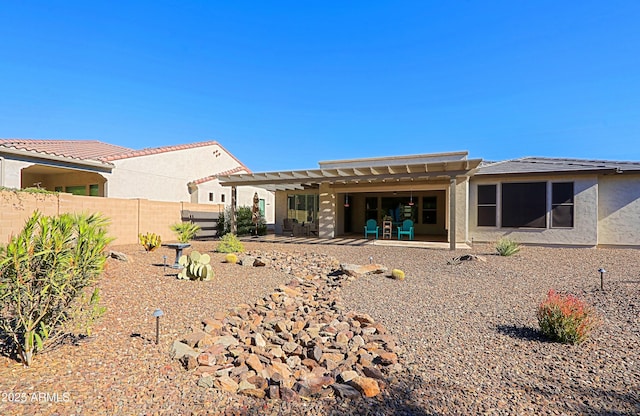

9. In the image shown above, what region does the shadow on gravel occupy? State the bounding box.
[494,324,547,342]
[527,380,640,415]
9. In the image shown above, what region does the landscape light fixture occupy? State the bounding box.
[153,309,164,345]
[598,268,606,291]
[163,255,167,274]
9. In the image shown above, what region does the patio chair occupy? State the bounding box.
[282,218,297,235]
[397,219,414,240]
[364,219,379,239]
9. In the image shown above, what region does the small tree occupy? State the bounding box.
[217,206,266,237]
[0,211,112,365]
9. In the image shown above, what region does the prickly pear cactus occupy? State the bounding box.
[139,232,162,252]
[177,251,213,281]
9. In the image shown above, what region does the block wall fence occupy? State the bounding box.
[0,190,223,246]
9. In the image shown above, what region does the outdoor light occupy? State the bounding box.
[369,256,373,264]
[344,193,350,208]
[163,255,167,274]
[408,190,414,206]
[153,309,164,345]
[598,268,606,291]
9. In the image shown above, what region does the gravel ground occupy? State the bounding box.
[0,240,638,415]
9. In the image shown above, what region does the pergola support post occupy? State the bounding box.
[449,177,457,251]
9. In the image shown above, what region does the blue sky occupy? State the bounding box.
[1,1,639,172]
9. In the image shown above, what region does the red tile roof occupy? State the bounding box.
[0,139,132,162]
[99,140,221,161]
[189,166,249,185]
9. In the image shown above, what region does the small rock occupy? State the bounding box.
[197,375,214,388]
[349,376,381,398]
[332,383,361,399]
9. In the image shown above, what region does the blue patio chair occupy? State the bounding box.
[364,219,379,239]
[397,219,414,240]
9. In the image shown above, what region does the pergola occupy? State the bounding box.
[218,157,482,249]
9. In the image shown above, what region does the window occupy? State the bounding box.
[65,185,87,196]
[552,182,574,228]
[208,192,214,202]
[366,197,378,221]
[477,185,497,226]
[287,194,319,223]
[422,196,437,224]
[89,184,99,196]
[221,194,226,203]
[259,199,265,217]
[501,182,546,228]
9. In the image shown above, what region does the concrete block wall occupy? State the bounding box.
[0,190,223,246]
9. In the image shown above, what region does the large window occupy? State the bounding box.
[287,194,319,223]
[551,182,574,228]
[477,185,497,226]
[422,196,437,224]
[501,182,546,228]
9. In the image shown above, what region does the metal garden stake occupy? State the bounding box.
[598,268,606,290]
[153,309,164,344]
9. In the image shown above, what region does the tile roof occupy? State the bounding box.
[189,166,249,185]
[99,140,221,161]
[0,139,132,162]
[477,157,640,175]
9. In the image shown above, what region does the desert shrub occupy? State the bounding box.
[177,251,213,281]
[0,211,112,365]
[537,289,598,344]
[215,233,245,253]
[496,238,520,256]
[217,207,266,237]
[170,221,201,243]
[391,269,405,280]
[139,232,162,252]
[224,253,238,264]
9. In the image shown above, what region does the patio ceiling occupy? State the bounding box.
[218,159,483,191]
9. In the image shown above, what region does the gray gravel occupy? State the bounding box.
[0,241,638,415]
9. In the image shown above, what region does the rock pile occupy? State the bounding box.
[171,251,401,401]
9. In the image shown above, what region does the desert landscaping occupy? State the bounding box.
[0,240,638,415]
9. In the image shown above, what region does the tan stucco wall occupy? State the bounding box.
[598,173,640,246]
[0,158,32,188]
[0,189,223,246]
[469,175,599,246]
[107,144,238,202]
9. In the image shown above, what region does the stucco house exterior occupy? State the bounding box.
[217,151,640,248]
[0,139,274,223]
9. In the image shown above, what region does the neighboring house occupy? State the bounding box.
[217,152,640,247]
[0,139,274,223]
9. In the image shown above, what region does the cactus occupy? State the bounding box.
[177,251,213,281]
[224,253,238,264]
[391,269,405,280]
[139,232,162,252]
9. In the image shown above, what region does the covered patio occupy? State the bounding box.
[218,152,481,250]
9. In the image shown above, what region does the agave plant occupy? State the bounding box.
[177,251,213,281]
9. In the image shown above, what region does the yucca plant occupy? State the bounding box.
[495,238,520,256]
[170,221,201,243]
[0,211,112,365]
[139,232,162,252]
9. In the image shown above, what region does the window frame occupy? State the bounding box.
[551,182,574,228]
[501,182,547,228]
[476,184,497,227]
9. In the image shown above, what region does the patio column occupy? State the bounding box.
[449,177,456,251]
[230,186,237,235]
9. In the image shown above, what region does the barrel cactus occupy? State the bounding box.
[177,251,213,281]
[224,253,238,264]
[391,269,405,280]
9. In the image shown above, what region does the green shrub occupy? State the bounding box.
[139,232,162,252]
[537,289,598,344]
[177,251,213,281]
[495,238,520,256]
[170,221,201,243]
[391,269,405,280]
[215,233,245,253]
[217,207,266,237]
[0,211,112,365]
[224,253,238,264]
